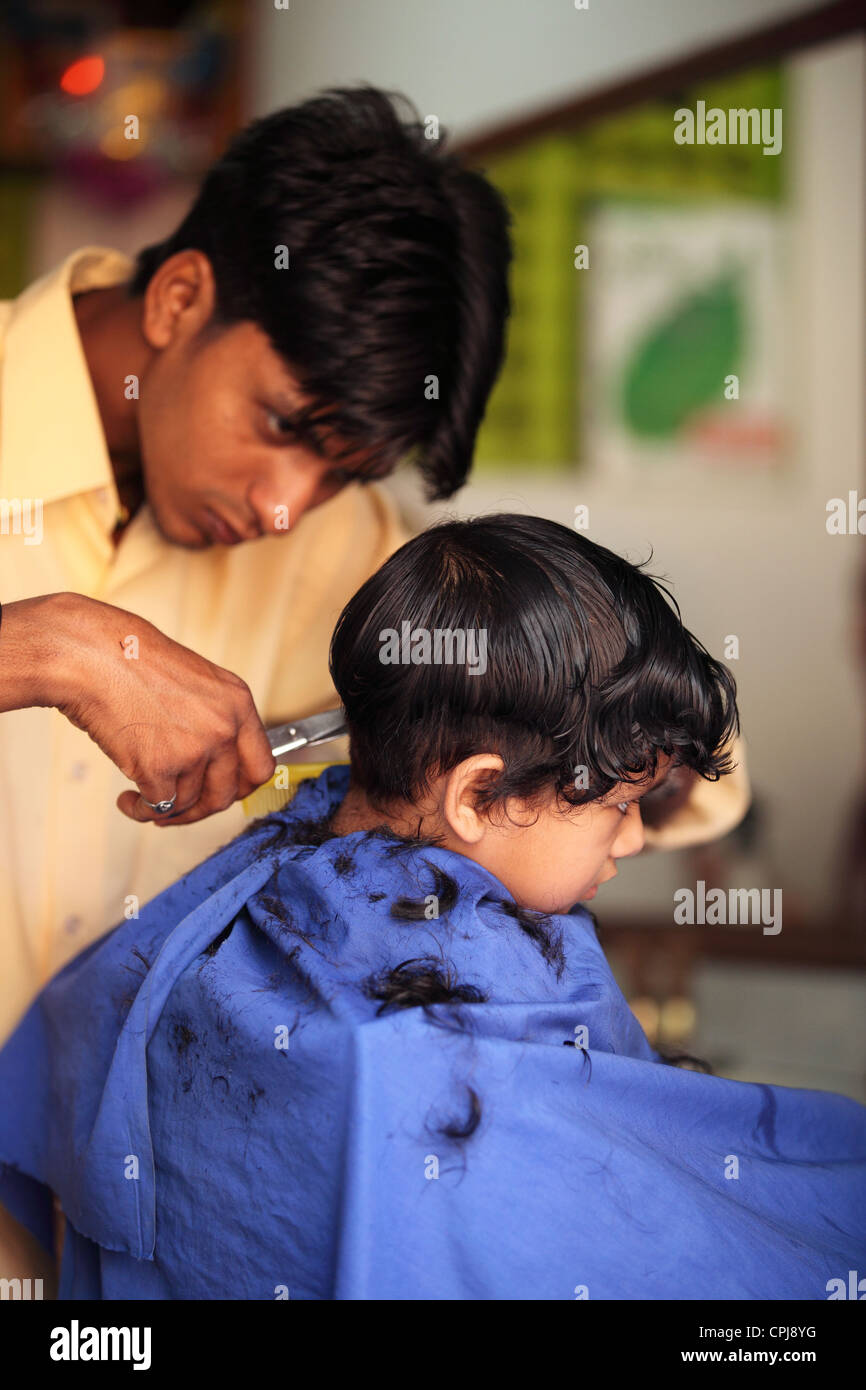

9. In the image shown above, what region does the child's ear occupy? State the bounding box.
[442,754,504,845]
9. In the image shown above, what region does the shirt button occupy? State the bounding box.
[69,761,88,781]
[63,914,82,935]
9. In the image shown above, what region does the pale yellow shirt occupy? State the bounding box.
[0,248,750,1046]
[0,247,410,1043]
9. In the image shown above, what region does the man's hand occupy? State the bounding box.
[0,592,275,825]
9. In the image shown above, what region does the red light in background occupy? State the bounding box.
[60,56,105,97]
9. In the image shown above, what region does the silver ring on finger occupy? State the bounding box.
[141,794,178,815]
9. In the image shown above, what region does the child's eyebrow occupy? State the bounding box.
[602,782,647,805]
[627,786,654,803]
[607,773,667,803]
[634,765,685,803]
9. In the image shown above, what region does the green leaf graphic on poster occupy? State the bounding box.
[621,271,743,438]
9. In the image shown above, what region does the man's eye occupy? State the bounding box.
[266,410,298,439]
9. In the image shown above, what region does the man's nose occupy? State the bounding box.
[247,473,322,536]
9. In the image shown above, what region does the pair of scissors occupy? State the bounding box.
[266,708,347,758]
[242,708,349,820]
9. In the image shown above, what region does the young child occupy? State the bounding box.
[0,515,863,1300]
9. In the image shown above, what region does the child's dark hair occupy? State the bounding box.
[129,86,512,500]
[284,513,737,1148]
[329,514,739,814]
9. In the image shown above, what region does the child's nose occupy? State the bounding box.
[613,805,645,859]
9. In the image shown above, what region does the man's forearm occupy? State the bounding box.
[643,739,751,850]
[0,593,75,713]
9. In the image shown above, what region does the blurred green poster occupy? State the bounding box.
[582,200,787,480]
[472,64,786,473]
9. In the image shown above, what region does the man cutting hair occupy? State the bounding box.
[0,84,747,1059]
[0,87,513,1047]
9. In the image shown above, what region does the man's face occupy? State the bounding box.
[137,314,391,550]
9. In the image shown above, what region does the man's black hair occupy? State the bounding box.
[130,86,512,499]
[329,513,739,811]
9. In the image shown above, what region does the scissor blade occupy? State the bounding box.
[266,708,347,757]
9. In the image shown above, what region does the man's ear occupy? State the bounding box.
[140,250,217,351]
[441,754,504,845]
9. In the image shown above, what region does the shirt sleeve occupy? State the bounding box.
[643,735,751,851]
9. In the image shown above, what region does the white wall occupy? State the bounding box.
[251,0,833,137]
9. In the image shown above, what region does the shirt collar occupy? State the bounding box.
[0,246,133,508]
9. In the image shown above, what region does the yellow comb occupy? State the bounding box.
[241,709,350,820]
[241,760,350,820]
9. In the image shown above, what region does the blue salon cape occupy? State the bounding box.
[1,765,864,1300]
